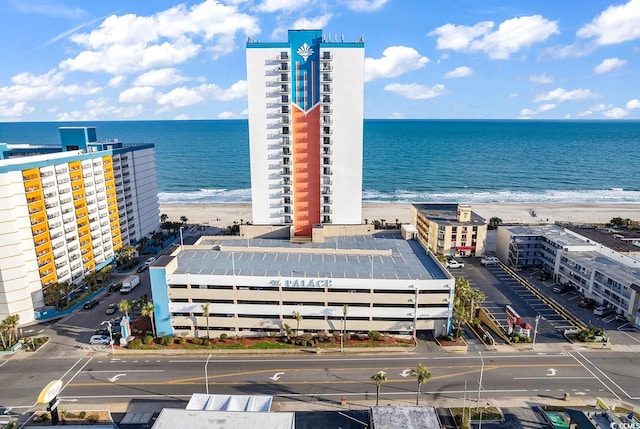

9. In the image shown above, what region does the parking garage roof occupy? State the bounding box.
[169,232,447,280]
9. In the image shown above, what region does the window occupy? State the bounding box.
[281,95,289,103]
[281,74,288,82]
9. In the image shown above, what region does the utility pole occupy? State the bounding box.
[531,315,541,350]
[476,352,484,411]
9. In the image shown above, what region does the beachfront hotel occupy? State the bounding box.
[246,29,364,237]
[146,30,455,339]
[496,225,640,329]
[0,127,159,323]
[411,204,488,257]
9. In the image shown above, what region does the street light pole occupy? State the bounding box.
[476,352,484,411]
[101,320,115,354]
[179,226,184,249]
[205,354,213,395]
[531,315,541,350]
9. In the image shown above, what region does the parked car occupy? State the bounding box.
[593,305,614,316]
[108,282,122,293]
[538,272,552,281]
[136,264,149,273]
[578,297,595,308]
[615,313,627,322]
[480,256,499,266]
[105,303,117,315]
[145,257,156,265]
[89,335,111,345]
[445,260,464,269]
[553,284,571,294]
[83,299,99,310]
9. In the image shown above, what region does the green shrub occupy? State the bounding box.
[178,337,186,345]
[143,335,154,344]
[128,339,142,349]
[191,338,203,345]
[203,339,211,347]
[368,330,382,340]
[161,336,174,346]
[220,333,228,340]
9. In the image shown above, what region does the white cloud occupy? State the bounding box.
[626,99,640,109]
[60,1,259,74]
[529,73,554,84]
[256,0,309,12]
[109,76,127,88]
[133,68,190,87]
[291,14,332,30]
[602,107,629,118]
[519,103,556,118]
[590,103,611,111]
[509,93,520,98]
[240,108,249,116]
[119,86,155,103]
[444,66,473,79]
[577,110,593,117]
[384,83,446,99]
[175,114,189,120]
[57,97,143,120]
[217,111,237,119]
[430,15,559,59]
[155,80,247,109]
[12,1,89,19]
[534,88,597,103]
[0,101,34,118]
[346,0,389,12]
[0,69,101,103]
[577,0,640,45]
[594,57,627,74]
[365,46,429,82]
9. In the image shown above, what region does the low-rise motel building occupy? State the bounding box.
[496,224,640,328]
[410,203,488,258]
[150,224,454,339]
[0,127,159,324]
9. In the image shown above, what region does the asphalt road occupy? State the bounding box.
[2,351,639,413]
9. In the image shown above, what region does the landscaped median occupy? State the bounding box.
[434,335,468,353]
[105,332,415,355]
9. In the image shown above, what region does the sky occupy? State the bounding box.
[0,0,639,121]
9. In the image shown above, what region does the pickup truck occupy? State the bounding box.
[445,260,465,269]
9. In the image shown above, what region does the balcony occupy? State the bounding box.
[278,52,289,61]
[321,52,333,61]
[321,128,333,136]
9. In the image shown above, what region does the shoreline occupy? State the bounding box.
[158,202,640,228]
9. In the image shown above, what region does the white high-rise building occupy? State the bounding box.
[0,127,159,323]
[246,29,364,238]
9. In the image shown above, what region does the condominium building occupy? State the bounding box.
[0,127,159,323]
[411,204,488,257]
[150,232,454,339]
[246,29,364,237]
[496,225,640,328]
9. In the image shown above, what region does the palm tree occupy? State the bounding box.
[141,302,156,338]
[371,371,387,406]
[410,363,432,406]
[201,303,211,339]
[58,282,74,308]
[161,213,168,224]
[0,318,8,349]
[137,236,149,256]
[180,215,188,224]
[118,299,132,319]
[292,311,302,336]
[4,314,20,347]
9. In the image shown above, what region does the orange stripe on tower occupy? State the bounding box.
[292,104,320,237]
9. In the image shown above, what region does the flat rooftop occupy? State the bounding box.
[565,225,640,253]
[503,225,594,248]
[413,203,486,225]
[563,250,640,291]
[168,232,447,280]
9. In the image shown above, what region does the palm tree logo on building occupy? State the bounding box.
[297,43,314,61]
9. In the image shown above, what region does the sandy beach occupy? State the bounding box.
[159,202,640,228]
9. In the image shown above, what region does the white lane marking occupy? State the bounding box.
[269,372,285,381]
[108,374,126,382]
[568,352,622,401]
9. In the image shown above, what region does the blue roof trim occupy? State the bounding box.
[246,42,289,48]
[0,143,155,174]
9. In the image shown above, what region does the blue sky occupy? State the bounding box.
[1,0,639,121]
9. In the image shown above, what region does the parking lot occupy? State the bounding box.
[451,258,637,346]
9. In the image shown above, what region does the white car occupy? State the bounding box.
[445,260,464,269]
[89,335,111,345]
[480,256,499,266]
[145,256,156,265]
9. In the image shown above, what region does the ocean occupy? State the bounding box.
[1,119,639,205]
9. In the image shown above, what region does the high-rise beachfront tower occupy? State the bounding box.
[246,30,364,238]
[0,127,159,324]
